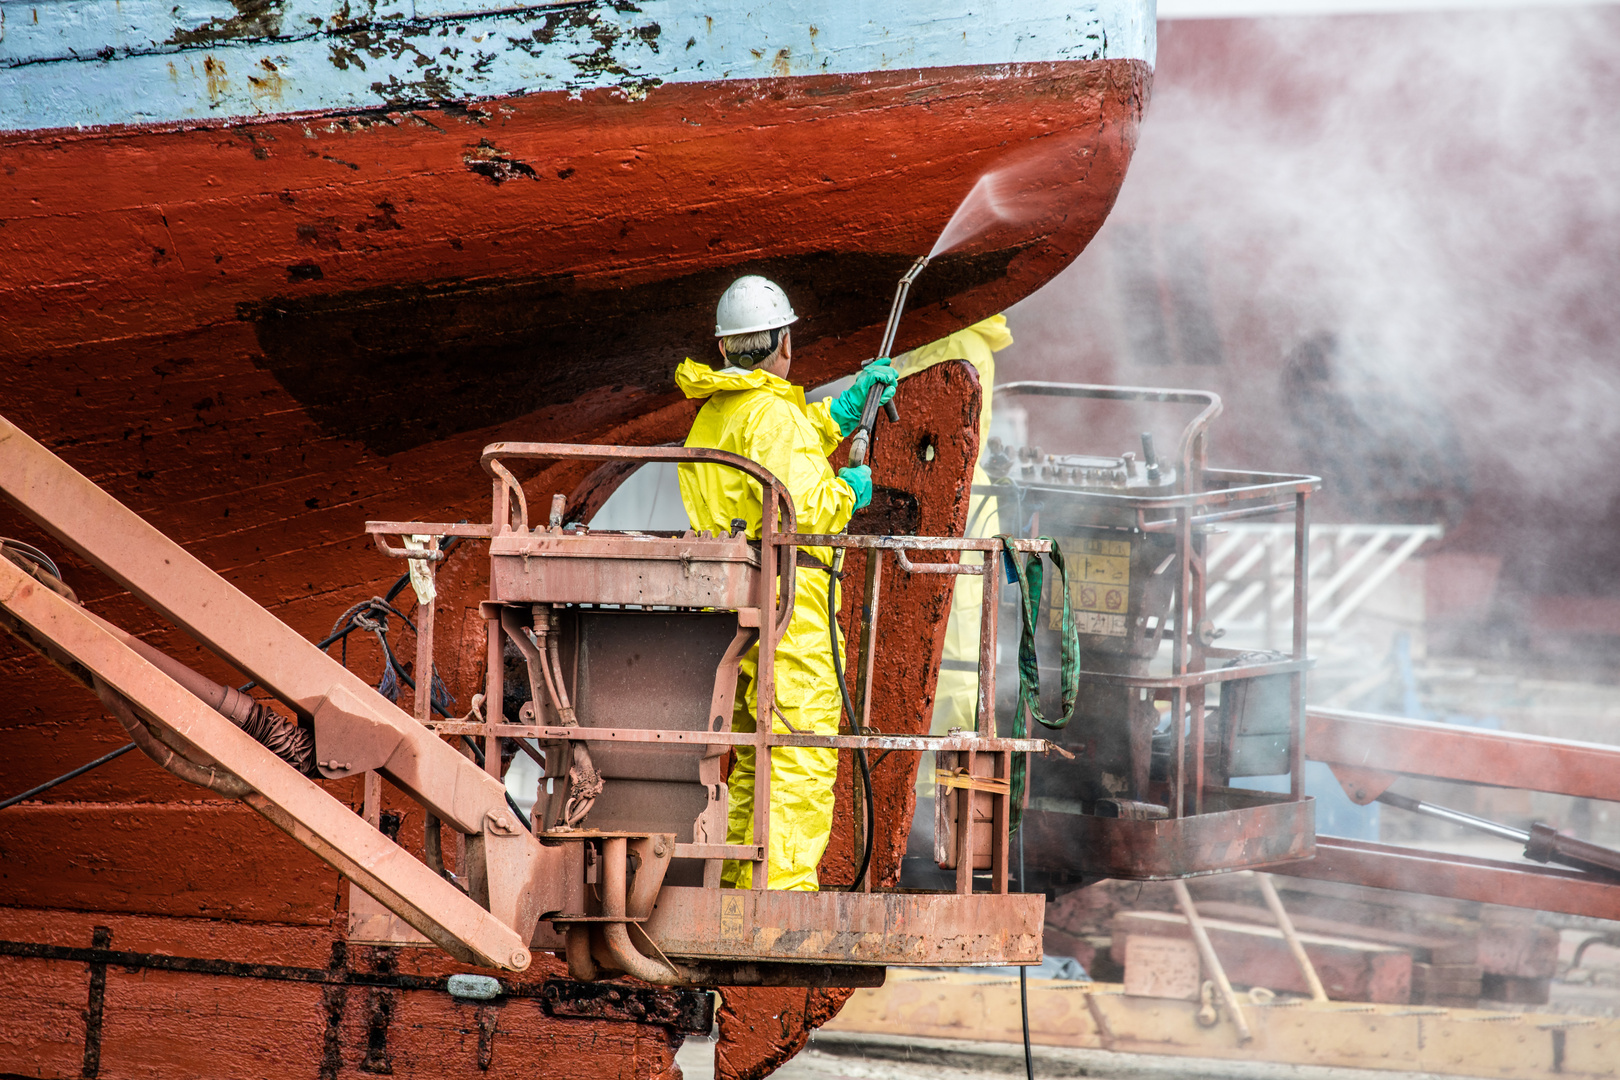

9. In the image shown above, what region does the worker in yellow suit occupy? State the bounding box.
[892,314,1015,735]
[675,275,897,890]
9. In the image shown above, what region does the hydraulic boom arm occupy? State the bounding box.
[0,415,556,970]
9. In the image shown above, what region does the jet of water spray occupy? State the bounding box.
[927,134,1095,259]
[929,171,1010,258]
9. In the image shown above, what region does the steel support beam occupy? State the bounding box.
[1307,708,1620,803]
[1272,836,1620,921]
[0,557,537,969]
[0,415,527,836]
[0,415,555,968]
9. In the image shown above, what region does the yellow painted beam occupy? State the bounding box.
[824,972,1618,1079]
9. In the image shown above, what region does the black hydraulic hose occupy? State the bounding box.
[448,730,532,833]
[827,550,875,892]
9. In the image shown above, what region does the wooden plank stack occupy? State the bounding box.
[1052,875,1561,1007]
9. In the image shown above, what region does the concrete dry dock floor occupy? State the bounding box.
[675,1032,1493,1080]
[676,971,1620,1080]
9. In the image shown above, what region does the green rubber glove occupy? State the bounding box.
[828,358,898,438]
[838,464,874,511]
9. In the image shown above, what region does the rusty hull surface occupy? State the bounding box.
[0,907,704,1079]
[0,37,1142,1079]
[0,361,987,1079]
[0,62,1146,457]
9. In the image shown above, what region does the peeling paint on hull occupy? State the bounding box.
[1,0,1152,129]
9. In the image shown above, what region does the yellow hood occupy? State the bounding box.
[674,358,803,404]
[893,314,1013,375]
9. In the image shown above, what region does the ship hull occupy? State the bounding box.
[2,59,1147,455]
[1,3,1151,1077]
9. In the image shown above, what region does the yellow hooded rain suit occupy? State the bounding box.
[891,314,1014,735]
[673,359,858,891]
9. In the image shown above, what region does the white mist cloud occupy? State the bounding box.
[1017,7,1620,518]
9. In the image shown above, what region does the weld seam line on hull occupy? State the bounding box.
[80,926,111,1080]
[0,938,706,1020]
[1,938,450,990]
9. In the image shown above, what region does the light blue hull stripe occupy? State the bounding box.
[1,0,1155,131]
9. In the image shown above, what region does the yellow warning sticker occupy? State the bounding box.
[1053,537,1132,635]
[720,894,745,940]
[1076,537,1132,559]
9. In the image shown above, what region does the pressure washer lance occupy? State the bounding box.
[847,255,929,469]
[1377,790,1620,878]
[829,256,929,888]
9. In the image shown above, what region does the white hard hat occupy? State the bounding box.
[715,275,799,337]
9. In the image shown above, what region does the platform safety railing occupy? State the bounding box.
[368,443,1056,899]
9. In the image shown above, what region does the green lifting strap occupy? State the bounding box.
[994,536,1083,832]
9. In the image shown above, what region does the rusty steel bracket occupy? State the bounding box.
[311,684,406,778]
[1324,763,1397,806]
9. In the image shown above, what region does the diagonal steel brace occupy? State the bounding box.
[0,416,553,970]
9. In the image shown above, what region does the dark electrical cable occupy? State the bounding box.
[1,539,61,582]
[828,550,875,892]
[239,532,466,693]
[0,743,137,811]
[1019,824,1034,1080]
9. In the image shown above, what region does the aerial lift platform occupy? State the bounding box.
[0,416,1050,987]
[971,382,1620,916]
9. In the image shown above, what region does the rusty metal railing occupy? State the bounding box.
[368,444,1057,903]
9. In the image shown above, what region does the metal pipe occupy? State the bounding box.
[848,256,928,469]
[599,838,682,985]
[565,925,598,981]
[625,836,674,919]
[1256,872,1328,1002]
[1377,791,1620,878]
[83,613,316,773]
[94,679,253,799]
[877,256,930,363]
[546,612,574,715]
[1376,791,1530,843]
[1172,879,1252,1044]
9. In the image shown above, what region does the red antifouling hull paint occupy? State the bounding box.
[0,55,1144,1080]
